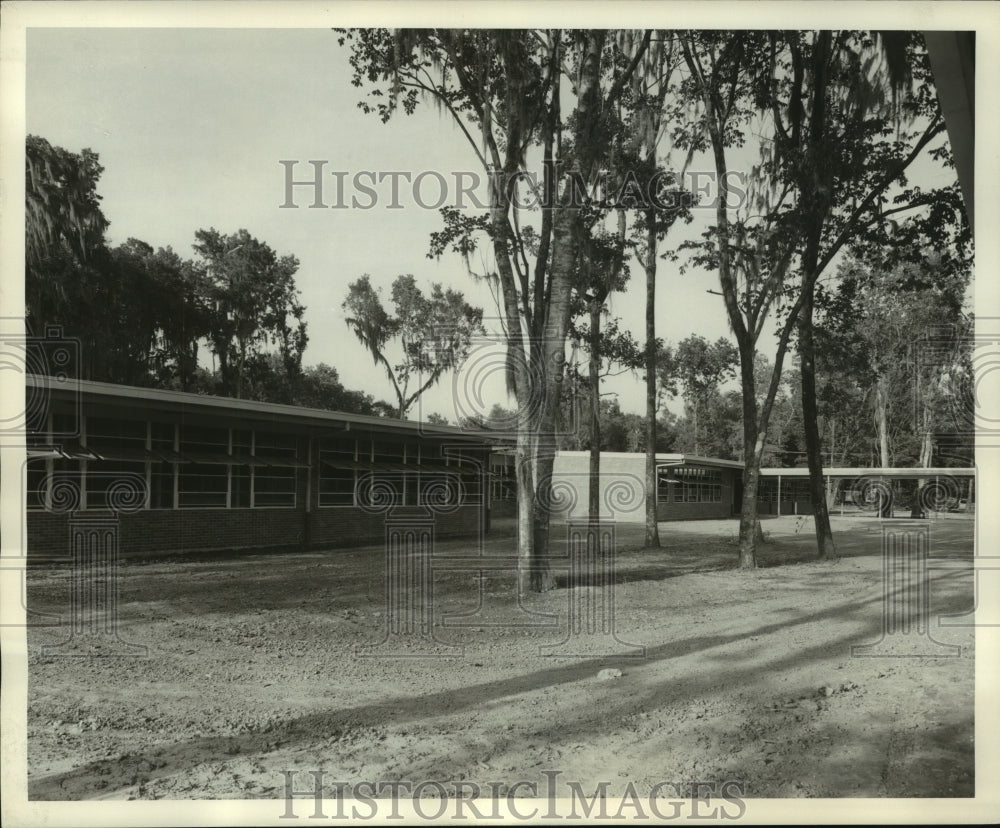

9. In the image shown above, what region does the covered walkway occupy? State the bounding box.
[758,467,976,518]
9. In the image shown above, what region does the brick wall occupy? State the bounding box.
[306,504,483,549]
[490,500,517,519]
[26,507,306,558]
[27,503,484,558]
[656,498,734,521]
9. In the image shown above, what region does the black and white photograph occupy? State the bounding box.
[1,1,998,824]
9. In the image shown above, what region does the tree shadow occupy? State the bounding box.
[28,572,974,800]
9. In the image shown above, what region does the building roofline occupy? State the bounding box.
[553,450,745,469]
[25,374,507,444]
[652,453,745,470]
[550,452,975,476]
[760,467,975,478]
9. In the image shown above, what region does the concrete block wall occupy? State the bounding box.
[551,452,737,522]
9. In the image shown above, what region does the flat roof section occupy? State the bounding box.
[760,467,976,478]
[25,374,504,445]
[553,451,745,470]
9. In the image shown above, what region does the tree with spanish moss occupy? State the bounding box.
[342,274,484,420]
[341,28,656,591]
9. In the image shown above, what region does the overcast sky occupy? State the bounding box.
[25,26,958,420]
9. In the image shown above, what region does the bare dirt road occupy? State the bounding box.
[24,514,974,803]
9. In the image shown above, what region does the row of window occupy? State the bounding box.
[670,483,724,503]
[26,460,487,511]
[26,457,300,510]
[26,415,486,511]
[657,467,725,503]
[757,479,812,501]
[318,469,481,508]
[318,436,482,507]
[668,467,722,481]
[485,463,731,506]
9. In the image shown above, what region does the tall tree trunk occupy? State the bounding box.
[693,401,700,455]
[873,375,892,517]
[527,29,606,592]
[737,347,762,569]
[488,183,539,597]
[588,300,602,524]
[530,204,579,593]
[515,426,536,595]
[798,284,836,559]
[237,337,247,400]
[740,462,764,568]
[919,408,934,467]
[793,29,838,559]
[911,398,934,517]
[874,375,890,468]
[644,213,661,547]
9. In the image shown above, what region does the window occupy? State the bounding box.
[403,472,417,506]
[253,466,296,508]
[453,453,482,505]
[178,425,228,508]
[319,467,355,506]
[368,438,427,506]
[26,418,60,510]
[45,457,82,510]
[319,436,357,507]
[248,431,298,508]
[373,439,405,464]
[418,472,461,507]
[663,467,723,504]
[254,431,300,463]
[491,460,516,501]
[82,416,150,510]
[672,479,685,503]
[321,434,356,461]
[86,460,146,509]
[150,421,176,509]
[25,457,49,510]
[86,416,147,458]
[369,438,404,504]
[656,469,671,503]
[231,429,252,508]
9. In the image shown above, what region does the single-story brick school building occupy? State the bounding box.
[20,377,974,557]
[22,376,497,557]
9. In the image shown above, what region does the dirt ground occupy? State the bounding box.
[23,513,974,803]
